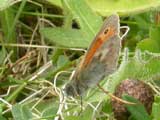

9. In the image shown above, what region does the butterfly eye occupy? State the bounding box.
[104,28,109,34]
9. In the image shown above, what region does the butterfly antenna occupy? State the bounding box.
[120,26,130,40]
[97,84,136,105]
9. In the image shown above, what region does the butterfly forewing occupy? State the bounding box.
[82,14,120,68]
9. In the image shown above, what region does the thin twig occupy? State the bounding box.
[97,84,136,105]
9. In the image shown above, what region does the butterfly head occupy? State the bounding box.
[64,79,87,97]
[64,81,81,97]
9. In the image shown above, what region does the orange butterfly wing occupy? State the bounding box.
[80,14,120,69]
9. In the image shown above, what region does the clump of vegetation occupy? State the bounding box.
[0,0,160,120]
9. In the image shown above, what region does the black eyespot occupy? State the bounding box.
[104,28,109,34]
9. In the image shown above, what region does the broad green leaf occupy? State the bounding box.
[78,106,93,120]
[24,98,58,120]
[42,106,57,120]
[12,104,32,120]
[123,95,151,120]
[40,27,90,48]
[47,0,160,16]
[137,27,160,52]
[42,0,103,48]
[86,0,160,16]
[63,0,102,37]
[31,98,58,112]
[136,38,160,53]
[151,96,160,120]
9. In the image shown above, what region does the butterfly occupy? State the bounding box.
[65,14,122,97]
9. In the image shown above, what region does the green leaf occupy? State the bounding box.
[41,0,103,48]
[42,106,57,120]
[86,0,160,16]
[63,0,102,37]
[0,6,20,60]
[64,116,79,120]
[52,49,63,64]
[151,96,160,120]
[150,27,160,47]
[12,104,32,120]
[137,27,160,52]
[46,0,62,8]
[133,13,152,30]
[47,0,160,16]
[123,94,151,120]
[64,105,93,120]
[101,100,112,114]
[78,106,93,120]
[57,55,69,68]
[136,38,160,53]
[0,104,6,120]
[40,28,90,48]
[0,115,6,120]
[0,48,6,64]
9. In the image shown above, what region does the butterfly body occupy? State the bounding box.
[65,14,121,97]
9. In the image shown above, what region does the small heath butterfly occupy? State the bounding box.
[65,14,121,97]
